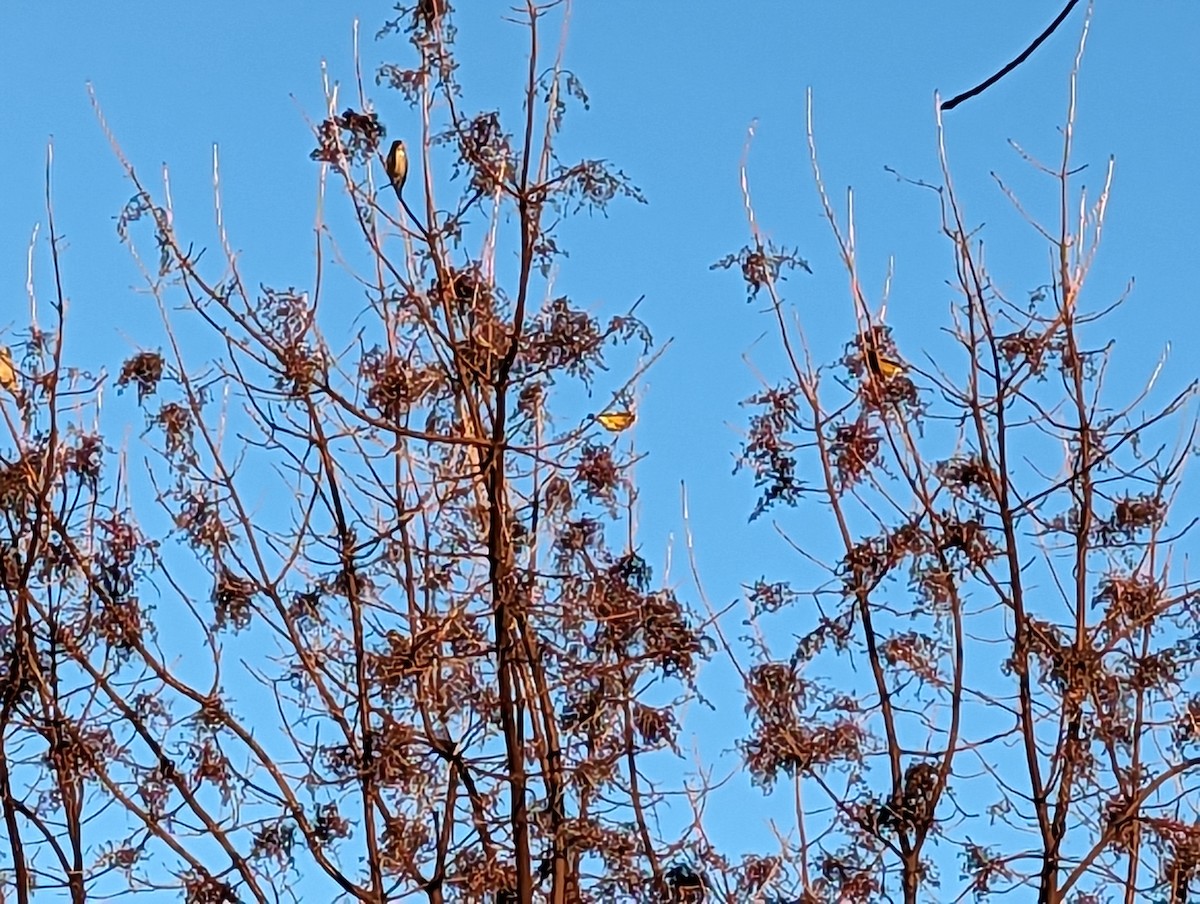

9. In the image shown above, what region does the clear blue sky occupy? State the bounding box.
[3,0,1199,894]
[3,2,1196,535]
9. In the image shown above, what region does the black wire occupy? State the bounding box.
[941,0,1081,111]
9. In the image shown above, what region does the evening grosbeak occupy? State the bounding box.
[384,140,408,199]
[0,346,24,406]
[866,344,906,381]
[0,347,17,394]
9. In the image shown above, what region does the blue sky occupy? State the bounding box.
[4,1,1193,534]
[3,0,1200,894]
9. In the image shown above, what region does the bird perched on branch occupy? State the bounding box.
[866,344,906,381]
[0,347,17,392]
[384,140,408,199]
[0,346,23,406]
[597,409,636,433]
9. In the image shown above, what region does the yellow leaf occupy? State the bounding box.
[597,410,635,432]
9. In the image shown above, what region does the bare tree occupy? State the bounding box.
[1,3,705,902]
[716,14,1200,904]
